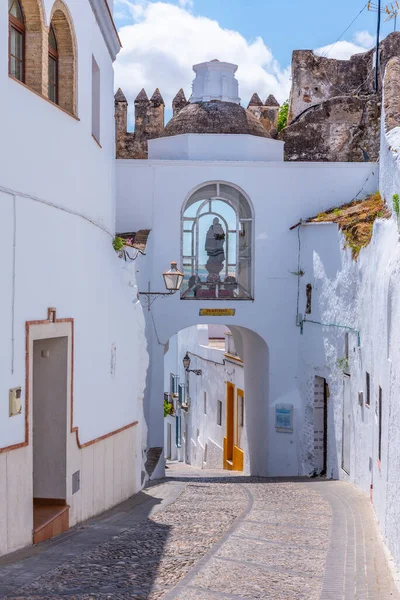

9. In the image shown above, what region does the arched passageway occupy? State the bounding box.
[160,323,269,478]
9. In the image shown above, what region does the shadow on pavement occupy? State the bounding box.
[0,490,174,599]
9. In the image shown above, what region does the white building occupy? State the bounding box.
[116,55,400,570]
[164,325,245,470]
[5,0,400,574]
[0,0,148,556]
[116,59,377,480]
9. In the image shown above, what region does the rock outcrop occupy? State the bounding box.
[282,32,400,162]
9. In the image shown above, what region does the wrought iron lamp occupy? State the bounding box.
[183,352,202,376]
[138,262,184,310]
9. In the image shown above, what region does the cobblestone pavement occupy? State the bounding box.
[0,462,399,600]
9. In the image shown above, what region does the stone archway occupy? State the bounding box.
[149,323,270,480]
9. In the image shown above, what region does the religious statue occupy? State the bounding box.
[205,217,225,278]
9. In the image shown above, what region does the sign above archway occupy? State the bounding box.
[199,308,235,317]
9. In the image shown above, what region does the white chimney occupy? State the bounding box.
[190,60,241,104]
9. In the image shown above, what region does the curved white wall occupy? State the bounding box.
[0,0,148,556]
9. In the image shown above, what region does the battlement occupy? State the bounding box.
[115,87,168,159]
[115,87,279,159]
[246,93,280,138]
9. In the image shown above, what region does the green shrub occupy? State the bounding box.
[277,100,289,132]
[393,194,400,219]
[113,236,125,252]
[164,400,174,417]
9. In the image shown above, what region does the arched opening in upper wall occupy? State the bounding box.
[49,0,77,115]
[181,182,254,300]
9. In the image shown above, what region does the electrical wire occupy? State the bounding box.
[290,165,377,232]
[322,4,368,58]
[300,319,361,346]
[0,183,113,237]
[312,3,375,99]
[187,350,226,367]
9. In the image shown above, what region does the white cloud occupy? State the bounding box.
[314,30,375,60]
[114,0,291,118]
[354,30,375,48]
[178,0,193,8]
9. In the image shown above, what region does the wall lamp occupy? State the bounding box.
[138,262,184,310]
[183,352,202,375]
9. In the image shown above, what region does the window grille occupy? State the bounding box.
[176,415,182,448]
[181,182,253,300]
[178,383,186,405]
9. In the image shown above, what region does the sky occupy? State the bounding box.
[113,0,397,125]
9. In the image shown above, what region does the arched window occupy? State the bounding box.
[181,183,253,300]
[49,2,76,115]
[9,0,25,82]
[48,25,58,104]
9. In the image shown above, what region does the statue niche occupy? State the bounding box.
[205,217,225,281]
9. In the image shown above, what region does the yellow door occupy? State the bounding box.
[224,382,235,469]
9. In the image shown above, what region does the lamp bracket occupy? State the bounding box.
[186,368,202,376]
[137,290,176,311]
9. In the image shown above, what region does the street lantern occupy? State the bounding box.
[163,261,184,292]
[183,352,191,370]
[138,261,184,310]
[183,351,202,375]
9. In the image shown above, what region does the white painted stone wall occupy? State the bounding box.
[117,151,377,479]
[291,93,400,569]
[0,1,148,556]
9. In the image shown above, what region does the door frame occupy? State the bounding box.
[342,375,351,475]
[224,382,235,467]
[26,310,73,515]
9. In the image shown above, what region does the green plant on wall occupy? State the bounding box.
[393,194,400,219]
[113,236,125,252]
[112,236,125,252]
[337,357,349,373]
[278,100,289,132]
[164,400,174,418]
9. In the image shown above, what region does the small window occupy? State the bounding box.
[378,387,382,462]
[345,332,349,361]
[305,284,312,314]
[238,392,244,427]
[9,0,24,82]
[48,25,58,104]
[178,383,186,405]
[170,373,179,396]
[92,55,101,143]
[204,391,207,415]
[217,400,222,426]
[343,332,350,375]
[175,415,182,448]
[366,372,371,407]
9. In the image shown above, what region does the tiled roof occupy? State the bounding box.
[116,230,151,252]
[291,192,390,259]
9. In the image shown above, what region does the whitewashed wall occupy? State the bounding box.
[292,99,400,569]
[117,153,378,479]
[0,1,148,556]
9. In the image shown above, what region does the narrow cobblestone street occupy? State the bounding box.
[0,462,398,600]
